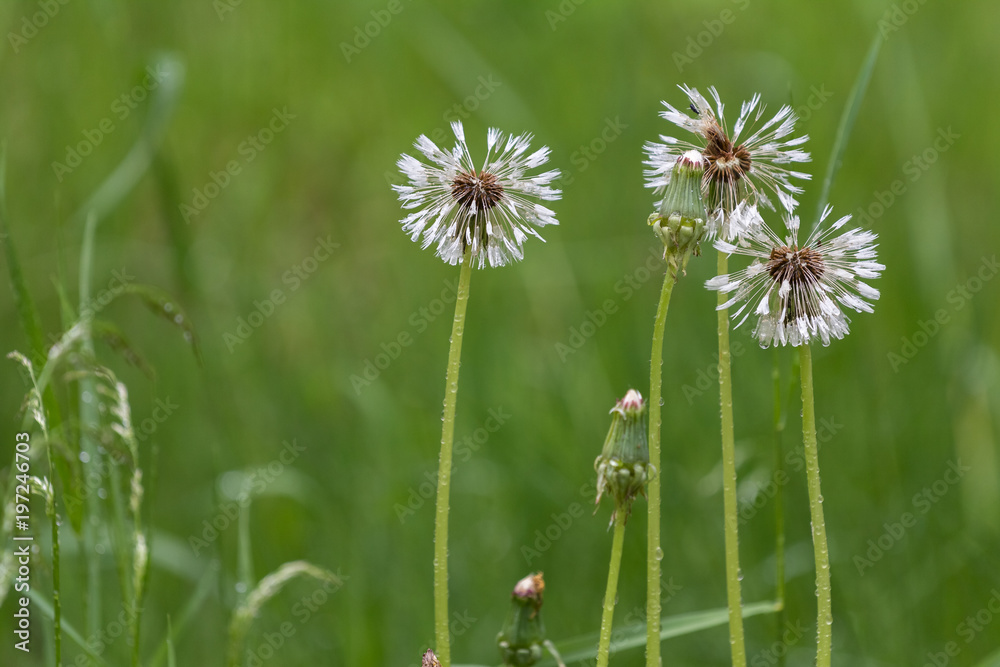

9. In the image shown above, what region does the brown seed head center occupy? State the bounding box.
[451,170,504,212]
[704,123,752,185]
[767,245,825,285]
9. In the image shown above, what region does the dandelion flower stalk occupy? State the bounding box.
[647,87,811,666]
[393,121,560,666]
[597,510,626,667]
[799,343,832,666]
[715,247,747,666]
[707,204,883,667]
[432,250,471,665]
[594,390,649,667]
[642,149,707,666]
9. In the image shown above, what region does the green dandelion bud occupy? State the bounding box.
[649,150,707,273]
[595,389,651,522]
[497,573,547,666]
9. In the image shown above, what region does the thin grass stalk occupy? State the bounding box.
[799,344,832,666]
[433,251,473,667]
[79,211,103,638]
[716,249,746,667]
[646,265,677,667]
[597,511,627,667]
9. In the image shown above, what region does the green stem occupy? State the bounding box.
[79,211,103,643]
[646,263,677,667]
[597,511,627,667]
[433,254,473,667]
[41,398,61,666]
[799,344,832,666]
[771,351,786,666]
[716,250,746,667]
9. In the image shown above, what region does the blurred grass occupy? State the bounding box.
[1,0,999,665]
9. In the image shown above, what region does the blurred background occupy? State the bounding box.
[1,1,999,665]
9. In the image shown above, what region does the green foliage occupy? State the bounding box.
[1,1,998,666]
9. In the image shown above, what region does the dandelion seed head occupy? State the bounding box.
[392,121,561,269]
[645,85,811,242]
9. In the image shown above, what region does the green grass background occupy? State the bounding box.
[1,0,999,665]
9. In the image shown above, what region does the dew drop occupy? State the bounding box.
[654,547,664,561]
[235,582,247,593]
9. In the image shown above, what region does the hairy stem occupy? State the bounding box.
[799,344,832,666]
[433,254,473,667]
[716,250,746,667]
[597,511,627,667]
[646,263,677,667]
[771,351,786,665]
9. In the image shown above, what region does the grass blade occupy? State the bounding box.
[973,648,1000,667]
[535,600,781,666]
[814,29,884,224]
[149,562,220,667]
[27,590,110,667]
[0,144,46,364]
[67,54,185,229]
[227,561,345,667]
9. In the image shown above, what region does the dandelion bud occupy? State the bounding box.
[497,572,547,666]
[649,150,707,267]
[595,389,650,522]
[421,649,441,667]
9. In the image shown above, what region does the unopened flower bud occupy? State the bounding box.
[649,150,707,269]
[595,389,650,522]
[497,573,547,666]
